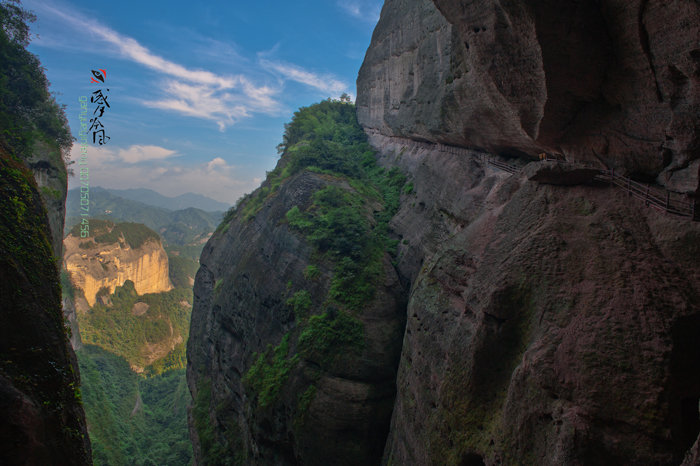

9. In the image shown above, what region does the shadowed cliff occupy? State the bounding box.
[187,1,700,464]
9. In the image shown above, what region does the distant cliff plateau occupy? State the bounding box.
[64,220,173,308]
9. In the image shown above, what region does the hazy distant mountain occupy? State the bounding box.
[106,188,231,212]
[66,187,223,247]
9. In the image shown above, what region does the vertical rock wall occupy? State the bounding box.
[0,151,92,465]
[357,0,700,192]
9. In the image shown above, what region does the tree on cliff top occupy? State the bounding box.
[0,0,71,157]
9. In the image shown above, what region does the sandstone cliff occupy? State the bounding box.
[64,221,173,307]
[370,132,700,465]
[357,0,700,193]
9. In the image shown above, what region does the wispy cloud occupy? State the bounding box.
[29,1,358,130]
[33,3,282,130]
[259,59,349,97]
[337,0,382,24]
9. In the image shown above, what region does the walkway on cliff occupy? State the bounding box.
[373,131,698,221]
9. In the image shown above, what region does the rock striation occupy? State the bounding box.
[357,0,700,193]
[64,225,173,307]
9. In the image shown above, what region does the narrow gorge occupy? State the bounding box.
[187,0,700,464]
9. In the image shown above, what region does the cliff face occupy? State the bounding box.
[187,1,700,464]
[188,170,405,465]
[357,0,700,193]
[27,139,69,261]
[0,151,92,465]
[64,229,173,308]
[369,133,700,465]
[187,102,408,465]
[355,1,700,464]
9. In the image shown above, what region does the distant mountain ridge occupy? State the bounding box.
[106,187,230,212]
[66,187,223,247]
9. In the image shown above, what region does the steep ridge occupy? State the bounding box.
[187,101,406,465]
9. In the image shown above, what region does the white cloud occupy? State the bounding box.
[337,0,382,24]
[68,144,258,203]
[117,145,178,164]
[259,59,349,97]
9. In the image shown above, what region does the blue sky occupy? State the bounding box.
[23,0,383,204]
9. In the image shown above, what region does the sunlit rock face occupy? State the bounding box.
[64,232,173,307]
[357,0,700,193]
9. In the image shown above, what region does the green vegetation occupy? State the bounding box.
[69,219,160,249]
[239,100,405,422]
[78,345,192,465]
[0,0,71,158]
[168,253,198,289]
[41,185,61,199]
[193,378,245,465]
[303,264,320,280]
[146,342,186,376]
[78,280,192,370]
[273,101,405,310]
[0,149,89,461]
[287,289,312,320]
[298,308,364,368]
[64,222,199,465]
[243,333,300,409]
[64,188,222,250]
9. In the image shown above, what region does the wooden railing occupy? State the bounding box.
[435,143,697,221]
[595,169,696,219]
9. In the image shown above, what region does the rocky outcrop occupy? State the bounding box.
[187,168,405,465]
[27,139,69,261]
[64,230,173,307]
[0,151,92,465]
[367,132,700,465]
[357,0,700,192]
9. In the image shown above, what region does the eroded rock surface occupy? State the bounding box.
[187,170,405,465]
[64,232,173,307]
[357,0,700,192]
[370,132,700,465]
[0,151,92,465]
